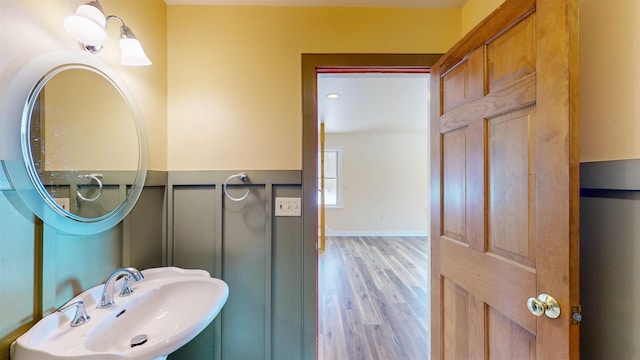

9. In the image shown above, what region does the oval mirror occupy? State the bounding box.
[0,51,147,234]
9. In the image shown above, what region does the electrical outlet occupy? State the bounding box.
[275,197,301,217]
[54,198,71,211]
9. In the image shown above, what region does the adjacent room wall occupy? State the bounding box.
[325,132,429,236]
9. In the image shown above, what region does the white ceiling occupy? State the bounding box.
[165,0,467,8]
[318,73,430,134]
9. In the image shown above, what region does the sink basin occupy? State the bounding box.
[11,267,229,360]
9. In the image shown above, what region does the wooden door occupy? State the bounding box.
[430,0,580,359]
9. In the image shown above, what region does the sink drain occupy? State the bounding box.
[131,334,148,348]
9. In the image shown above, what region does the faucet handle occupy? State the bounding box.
[119,275,134,297]
[57,300,90,327]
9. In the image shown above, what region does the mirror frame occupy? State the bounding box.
[0,50,148,235]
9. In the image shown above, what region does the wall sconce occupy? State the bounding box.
[64,0,152,66]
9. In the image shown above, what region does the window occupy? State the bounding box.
[318,147,341,207]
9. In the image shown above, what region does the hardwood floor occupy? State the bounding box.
[318,236,430,360]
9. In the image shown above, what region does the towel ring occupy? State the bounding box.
[76,173,103,202]
[223,172,249,202]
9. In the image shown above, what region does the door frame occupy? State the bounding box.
[301,53,441,358]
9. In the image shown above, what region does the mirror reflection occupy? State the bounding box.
[28,67,139,219]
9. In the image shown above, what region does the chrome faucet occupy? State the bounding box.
[97,267,144,309]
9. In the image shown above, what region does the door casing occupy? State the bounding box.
[301,53,441,358]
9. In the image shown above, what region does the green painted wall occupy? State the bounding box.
[167,171,303,360]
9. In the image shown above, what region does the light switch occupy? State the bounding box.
[275,197,301,217]
[54,198,71,211]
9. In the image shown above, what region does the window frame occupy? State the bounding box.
[318,146,343,208]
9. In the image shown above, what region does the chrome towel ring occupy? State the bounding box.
[76,173,103,202]
[223,172,249,202]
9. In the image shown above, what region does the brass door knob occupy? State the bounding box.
[527,294,561,319]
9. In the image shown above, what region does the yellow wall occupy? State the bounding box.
[579,0,640,162]
[461,0,505,34]
[104,0,168,170]
[167,6,461,170]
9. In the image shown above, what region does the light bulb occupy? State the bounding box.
[119,38,152,66]
[63,3,108,46]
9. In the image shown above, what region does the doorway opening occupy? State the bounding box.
[301,54,441,359]
[317,70,429,359]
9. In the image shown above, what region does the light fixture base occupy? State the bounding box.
[83,44,103,55]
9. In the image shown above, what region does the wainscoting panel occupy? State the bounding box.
[222,184,268,360]
[168,183,220,359]
[123,170,167,270]
[167,170,302,360]
[172,185,218,274]
[271,185,304,360]
[580,160,640,359]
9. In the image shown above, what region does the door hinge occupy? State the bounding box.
[571,305,582,325]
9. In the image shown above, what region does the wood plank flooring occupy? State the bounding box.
[318,236,430,360]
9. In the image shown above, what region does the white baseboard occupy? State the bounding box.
[324,230,428,237]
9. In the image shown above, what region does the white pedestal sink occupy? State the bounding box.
[10,267,229,360]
